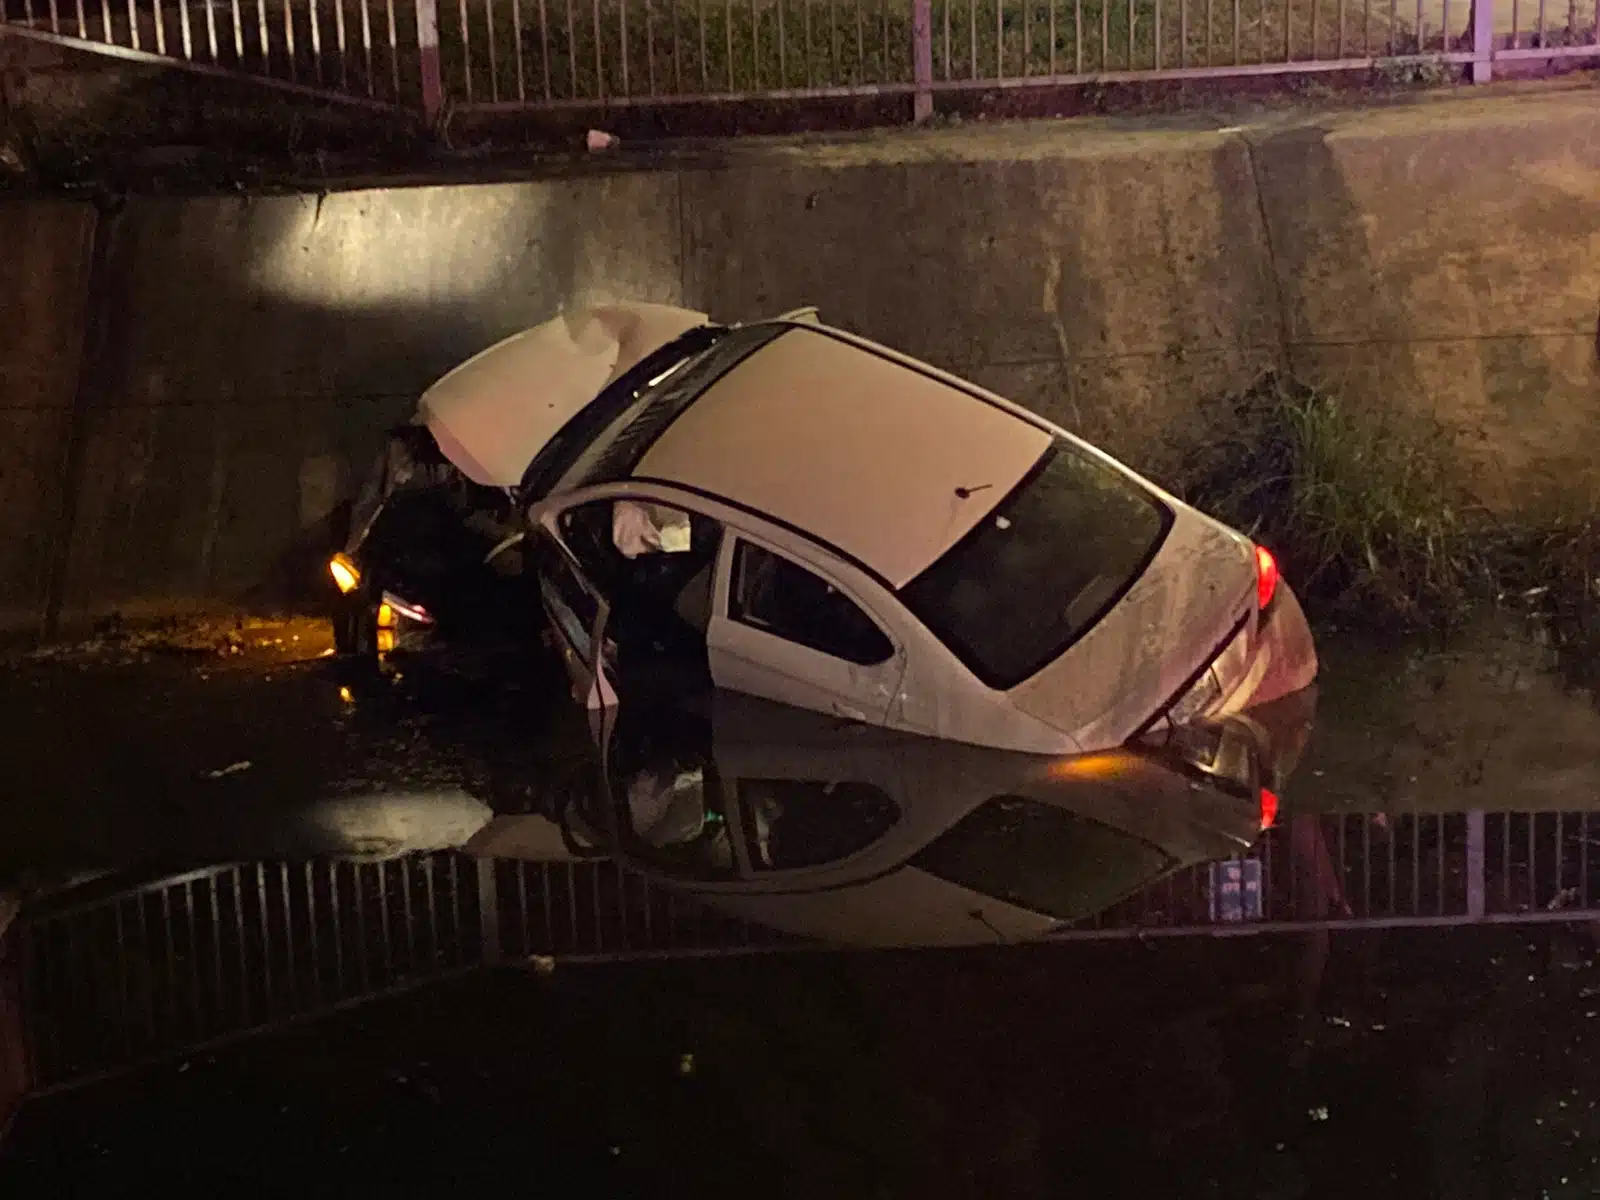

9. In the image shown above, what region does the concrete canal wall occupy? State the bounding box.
[1,87,1597,633]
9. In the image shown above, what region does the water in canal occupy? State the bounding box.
[3,615,1600,1197]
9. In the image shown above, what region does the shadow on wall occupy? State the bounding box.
[60,175,683,623]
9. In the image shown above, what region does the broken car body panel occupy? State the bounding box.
[419,302,711,490]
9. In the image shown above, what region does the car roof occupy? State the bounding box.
[630,325,1053,588]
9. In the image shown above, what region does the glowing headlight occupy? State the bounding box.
[329,554,361,594]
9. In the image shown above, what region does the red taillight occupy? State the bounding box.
[1254,544,1279,611]
[1259,787,1280,831]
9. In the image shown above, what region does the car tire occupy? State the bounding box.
[333,592,377,658]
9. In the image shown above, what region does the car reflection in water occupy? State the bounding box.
[468,685,1317,949]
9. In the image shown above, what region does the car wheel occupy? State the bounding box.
[333,593,377,658]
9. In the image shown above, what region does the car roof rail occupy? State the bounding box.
[775,306,822,324]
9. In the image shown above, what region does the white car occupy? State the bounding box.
[421,302,1318,755]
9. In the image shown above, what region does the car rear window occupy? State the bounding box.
[909,796,1172,921]
[898,442,1171,689]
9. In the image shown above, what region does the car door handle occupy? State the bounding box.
[831,701,866,722]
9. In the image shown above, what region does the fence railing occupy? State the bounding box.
[2,0,1597,119]
[13,809,1600,1096]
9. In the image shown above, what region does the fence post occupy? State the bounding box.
[1470,0,1494,81]
[415,0,444,121]
[1466,811,1486,919]
[476,859,502,963]
[912,0,933,122]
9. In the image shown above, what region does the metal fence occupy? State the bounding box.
[14,810,1600,1097]
[2,0,1596,120]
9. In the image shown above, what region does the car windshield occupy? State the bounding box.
[517,324,735,499]
[567,323,787,491]
[897,441,1171,689]
[909,796,1173,920]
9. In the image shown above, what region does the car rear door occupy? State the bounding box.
[707,536,906,726]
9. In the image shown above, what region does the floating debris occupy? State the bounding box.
[204,761,253,779]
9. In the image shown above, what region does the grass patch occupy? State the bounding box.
[1179,374,1598,650]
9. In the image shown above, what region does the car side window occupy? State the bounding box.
[736,779,900,871]
[728,541,894,666]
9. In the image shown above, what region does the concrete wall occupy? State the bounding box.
[3,88,1597,628]
[0,199,95,636]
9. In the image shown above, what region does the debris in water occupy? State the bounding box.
[586,130,620,151]
[204,761,253,779]
[678,1053,695,1077]
[1309,1106,1330,1122]
[530,955,556,976]
[1327,1016,1352,1028]
[339,686,355,704]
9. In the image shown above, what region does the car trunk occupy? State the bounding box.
[1007,506,1257,750]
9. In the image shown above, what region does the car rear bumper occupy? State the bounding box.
[1227,582,1318,716]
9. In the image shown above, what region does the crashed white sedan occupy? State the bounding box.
[410,302,1317,755]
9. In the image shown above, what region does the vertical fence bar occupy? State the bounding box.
[1308,0,1316,54]
[353,864,370,990]
[359,0,374,92]
[960,0,972,76]
[723,0,731,89]
[416,0,440,114]
[997,0,1004,75]
[330,0,344,84]
[100,0,115,46]
[746,0,756,87]
[645,0,654,92]
[1154,0,1161,64]
[1528,812,1538,910]
[384,0,398,97]
[515,863,530,956]
[1361,0,1368,51]
[1502,814,1511,910]
[477,860,502,963]
[454,0,468,98]
[565,864,579,952]
[1537,0,1546,47]
[306,0,319,76]
[1584,814,1592,909]
[376,861,393,979]
[1049,0,1056,71]
[424,857,440,965]
[913,0,933,117]
[400,858,416,973]
[1074,0,1081,68]
[279,864,297,1012]
[229,869,247,1024]
[1179,0,1187,64]
[1126,0,1133,67]
[1099,0,1106,68]
[620,0,630,95]
[329,864,346,995]
[1411,815,1422,915]
[184,882,202,1035]
[488,0,502,101]
[46,0,60,35]
[1282,0,1290,57]
[801,0,811,85]
[1022,0,1030,71]
[126,0,141,52]
[1466,811,1485,919]
[1437,815,1447,915]
[1440,0,1447,47]
[155,0,168,54]
[856,0,865,73]
[304,865,322,1005]
[74,0,85,38]
[571,0,581,95]
[255,865,274,1018]
[537,0,550,99]
[283,0,296,77]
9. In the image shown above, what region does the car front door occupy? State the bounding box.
[708,537,907,726]
[532,529,619,711]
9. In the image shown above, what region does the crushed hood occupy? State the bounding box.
[419,302,711,489]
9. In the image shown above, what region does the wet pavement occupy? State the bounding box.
[5,614,1600,1195]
